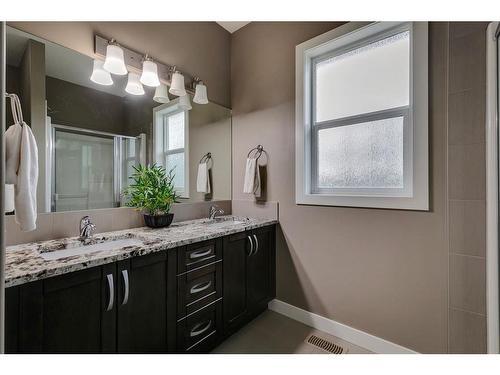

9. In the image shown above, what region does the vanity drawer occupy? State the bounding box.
[177,300,222,353]
[177,238,222,274]
[177,261,222,318]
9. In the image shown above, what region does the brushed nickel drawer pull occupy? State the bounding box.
[189,248,212,259]
[106,274,114,312]
[247,235,254,256]
[121,270,129,306]
[190,281,212,294]
[190,320,212,337]
[253,234,259,255]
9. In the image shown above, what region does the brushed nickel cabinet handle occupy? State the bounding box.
[189,248,212,259]
[247,235,254,256]
[190,320,212,337]
[121,269,129,306]
[190,281,212,294]
[253,234,259,255]
[106,274,114,312]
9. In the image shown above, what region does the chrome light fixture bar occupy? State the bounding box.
[94,35,199,98]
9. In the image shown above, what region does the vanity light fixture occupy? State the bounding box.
[179,94,192,110]
[90,59,113,86]
[140,55,161,87]
[103,40,128,75]
[169,70,187,96]
[193,78,209,104]
[153,84,170,103]
[125,72,145,95]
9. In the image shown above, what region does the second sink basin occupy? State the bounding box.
[39,238,143,261]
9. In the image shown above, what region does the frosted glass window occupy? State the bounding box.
[317,117,404,189]
[315,31,410,122]
[167,112,185,150]
[166,152,185,190]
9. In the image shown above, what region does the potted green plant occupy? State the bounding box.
[123,164,180,228]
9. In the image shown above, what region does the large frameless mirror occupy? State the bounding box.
[4,26,232,213]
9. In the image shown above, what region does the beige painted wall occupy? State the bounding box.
[231,22,449,353]
[7,22,231,108]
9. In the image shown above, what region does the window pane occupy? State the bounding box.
[317,116,404,189]
[167,112,185,150]
[166,152,185,190]
[315,31,409,122]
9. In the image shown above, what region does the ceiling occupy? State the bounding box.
[216,22,250,33]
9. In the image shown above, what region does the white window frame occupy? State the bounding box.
[153,98,190,198]
[295,22,428,210]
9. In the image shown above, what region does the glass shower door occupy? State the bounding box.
[53,129,115,212]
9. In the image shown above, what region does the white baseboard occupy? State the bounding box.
[268,299,417,354]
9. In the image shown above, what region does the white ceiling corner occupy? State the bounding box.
[216,22,250,33]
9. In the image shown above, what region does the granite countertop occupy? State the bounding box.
[5,216,277,288]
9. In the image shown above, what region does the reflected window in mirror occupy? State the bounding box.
[154,99,190,198]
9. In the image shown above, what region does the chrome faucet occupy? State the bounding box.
[79,216,96,241]
[209,205,224,220]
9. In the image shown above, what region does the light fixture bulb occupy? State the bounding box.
[153,84,170,103]
[169,71,187,96]
[90,59,113,86]
[125,72,145,95]
[179,94,192,111]
[103,43,128,75]
[140,58,160,87]
[193,81,209,104]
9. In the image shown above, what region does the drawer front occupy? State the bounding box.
[177,261,222,318]
[177,300,222,353]
[177,238,222,274]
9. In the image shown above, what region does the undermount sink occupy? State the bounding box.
[38,237,143,261]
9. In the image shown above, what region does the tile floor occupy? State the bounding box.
[212,310,372,354]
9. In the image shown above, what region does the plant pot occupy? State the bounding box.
[143,213,174,228]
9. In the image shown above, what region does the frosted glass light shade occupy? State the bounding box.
[103,44,128,75]
[193,82,208,104]
[125,72,145,95]
[90,59,113,86]
[179,94,192,111]
[169,71,187,96]
[140,59,160,87]
[153,84,170,103]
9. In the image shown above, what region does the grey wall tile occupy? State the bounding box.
[5,213,54,246]
[448,88,485,145]
[448,143,485,200]
[449,200,486,257]
[449,254,486,314]
[449,308,486,353]
[449,27,486,93]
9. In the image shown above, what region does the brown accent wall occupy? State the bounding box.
[231,22,450,353]
[447,22,488,353]
[7,22,231,108]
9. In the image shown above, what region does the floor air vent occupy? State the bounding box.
[305,334,346,354]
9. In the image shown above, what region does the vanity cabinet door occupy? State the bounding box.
[247,225,276,314]
[27,265,116,353]
[222,231,250,335]
[116,252,168,353]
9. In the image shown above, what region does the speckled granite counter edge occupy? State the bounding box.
[5,217,277,288]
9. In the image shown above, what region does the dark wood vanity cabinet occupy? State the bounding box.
[223,225,276,336]
[5,225,276,354]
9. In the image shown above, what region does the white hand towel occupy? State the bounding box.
[5,123,22,184]
[196,162,211,194]
[15,123,39,231]
[243,157,260,194]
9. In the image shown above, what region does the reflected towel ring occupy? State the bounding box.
[247,145,264,161]
[199,152,213,167]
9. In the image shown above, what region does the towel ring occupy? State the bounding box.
[199,152,213,167]
[247,145,264,161]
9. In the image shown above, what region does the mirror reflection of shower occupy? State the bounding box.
[47,121,145,212]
